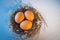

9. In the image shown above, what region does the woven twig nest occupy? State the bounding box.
[10,5,46,39]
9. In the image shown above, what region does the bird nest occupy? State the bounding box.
[10,5,46,39]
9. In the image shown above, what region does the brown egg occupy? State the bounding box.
[25,10,34,21]
[15,12,24,23]
[20,20,32,30]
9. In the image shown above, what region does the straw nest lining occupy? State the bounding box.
[10,5,45,38]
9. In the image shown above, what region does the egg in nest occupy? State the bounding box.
[25,10,34,21]
[15,12,24,23]
[20,20,32,30]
